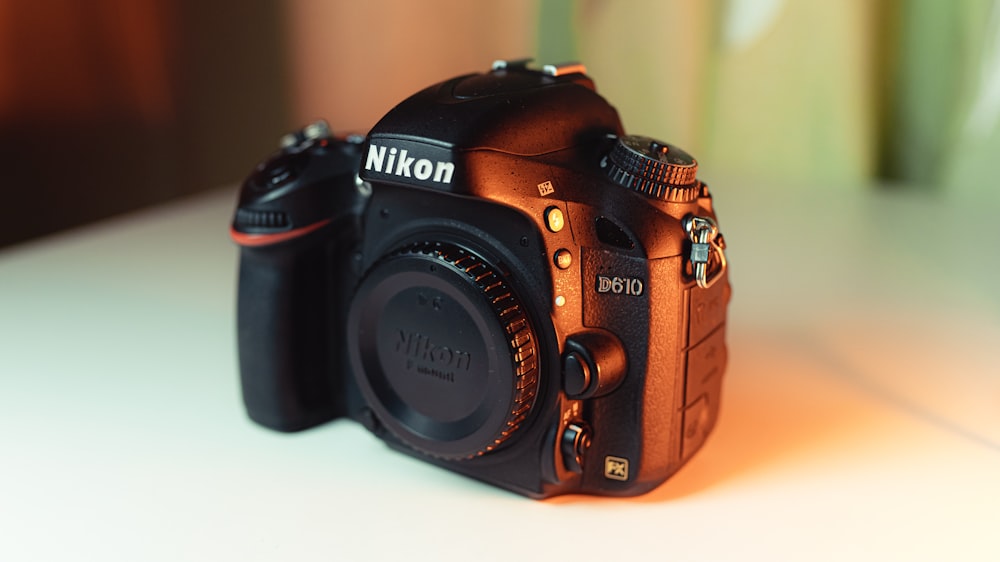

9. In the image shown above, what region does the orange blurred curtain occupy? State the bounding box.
[0,0,176,246]
[0,0,174,126]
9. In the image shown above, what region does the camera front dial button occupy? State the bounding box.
[560,423,591,473]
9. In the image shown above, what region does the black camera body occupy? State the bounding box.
[231,61,730,498]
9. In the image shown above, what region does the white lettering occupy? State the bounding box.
[598,276,612,293]
[596,275,645,296]
[365,145,386,172]
[434,161,455,183]
[394,150,415,177]
[386,147,397,173]
[414,159,433,180]
[365,144,454,184]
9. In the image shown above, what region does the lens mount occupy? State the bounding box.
[347,241,539,459]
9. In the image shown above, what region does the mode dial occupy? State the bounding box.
[605,135,700,202]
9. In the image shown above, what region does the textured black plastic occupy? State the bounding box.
[360,68,622,195]
[237,232,341,431]
[348,242,539,459]
[232,63,731,498]
[234,138,363,235]
[345,182,561,495]
[368,70,616,157]
[233,137,366,431]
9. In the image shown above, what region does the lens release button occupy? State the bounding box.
[562,330,627,399]
[563,352,591,397]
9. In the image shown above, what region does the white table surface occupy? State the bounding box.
[2,181,998,561]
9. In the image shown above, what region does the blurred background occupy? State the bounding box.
[2,0,998,248]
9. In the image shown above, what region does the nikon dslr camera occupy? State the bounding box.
[231,60,730,498]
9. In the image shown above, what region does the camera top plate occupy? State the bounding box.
[361,61,624,193]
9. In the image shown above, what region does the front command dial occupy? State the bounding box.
[605,135,700,202]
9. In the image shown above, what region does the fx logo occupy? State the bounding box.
[604,455,629,481]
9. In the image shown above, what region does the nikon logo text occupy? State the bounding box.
[395,330,471,371]
[366,144,455,184]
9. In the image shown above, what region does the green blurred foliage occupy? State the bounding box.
[538,0,1000,202]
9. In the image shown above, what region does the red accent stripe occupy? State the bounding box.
[230,219,332,247]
